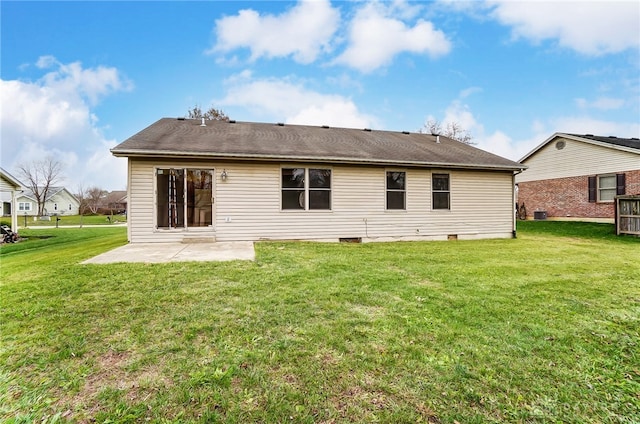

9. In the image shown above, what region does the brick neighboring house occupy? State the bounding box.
[516,133,640,221]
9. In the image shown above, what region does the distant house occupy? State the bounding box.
[111,118,525,243]
[101,190,128,214]
[516,133,640,221]
[16,187,80,217]
[0,167,24,231]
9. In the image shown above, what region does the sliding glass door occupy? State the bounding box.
[156,168,213,229]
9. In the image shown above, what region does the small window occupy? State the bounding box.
[68,204,72,210]
[54,203,58,211]
[598,175,616,202]
[386,171,406,210]
[282,168,331,210]
[19,202,31,212]
[432,173,450,210]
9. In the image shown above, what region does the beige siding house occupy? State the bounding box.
[0,167,24,232]
[112,118,525,243]
[16,187,80,217]
[516,133,640,221]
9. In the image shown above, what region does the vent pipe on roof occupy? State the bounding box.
[436,135,440,143]
[200,118,206,127]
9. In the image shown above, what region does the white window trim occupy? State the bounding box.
[597,174,616,203]
[280,166,332,212]
[385,169,407,212]
[432,172,451,211]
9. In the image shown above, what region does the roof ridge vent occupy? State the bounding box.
[229,119,236,124]
[402,131,410,134]
[584,133,593,136]
[177,117,185,121]
[609,135,617,138]
[363,128,372,132]
[277,122,284,126]
[322,125,330,129]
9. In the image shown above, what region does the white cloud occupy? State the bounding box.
[0,56,132,191]
[334,1,451,72]
[217,72,376,129]
[211,0,340,64]
[575,97,625,111]
[488,1,640,55]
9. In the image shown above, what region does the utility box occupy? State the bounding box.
[534,211,547,220]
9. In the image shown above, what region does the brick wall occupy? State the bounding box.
[517,170,640,219]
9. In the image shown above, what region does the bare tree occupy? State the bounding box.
[187,104,230,121]
[421,119,475,145]
[86,186,107,214]
[75,184,90,227]
[17,157,64,216]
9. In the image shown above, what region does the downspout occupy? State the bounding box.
[512,169,524,238]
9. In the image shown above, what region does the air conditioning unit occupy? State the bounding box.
[534,211,547,220]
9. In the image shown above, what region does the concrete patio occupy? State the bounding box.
[81,241,255,264]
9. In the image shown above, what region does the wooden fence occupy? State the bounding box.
[616,195,640,236]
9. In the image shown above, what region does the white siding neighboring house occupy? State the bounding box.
[0,167,24,232]
[112,118,526,243]
[16,187,80,217]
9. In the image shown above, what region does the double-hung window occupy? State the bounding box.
[598,175,616,202]
[589,174,625,203]
[18,202,31,212]
[432,173,450,210]
[282,168,331,210]
[386,171,406,210]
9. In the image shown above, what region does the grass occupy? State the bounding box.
[0,221,638,423]
[15,214,127,228]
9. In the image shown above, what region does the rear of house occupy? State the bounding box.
[516,133,640,222]
[112,118,525,243]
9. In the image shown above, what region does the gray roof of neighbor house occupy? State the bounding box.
[520,132,640,162]
[19,187,78,202]
[111,118,525,172]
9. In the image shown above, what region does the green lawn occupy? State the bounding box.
[12,214,127,228]
[1,222,638,423]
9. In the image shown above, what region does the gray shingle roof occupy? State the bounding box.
[566,133,640,150]
[111,118,525,171]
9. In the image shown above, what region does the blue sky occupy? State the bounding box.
[2,0,639,191]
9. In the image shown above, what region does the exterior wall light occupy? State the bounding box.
[221,169,228,181]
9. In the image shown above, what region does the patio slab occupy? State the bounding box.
[81,241,255,264]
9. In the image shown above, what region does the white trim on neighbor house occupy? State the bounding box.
[0,167,24,232]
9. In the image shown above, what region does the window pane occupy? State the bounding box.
[599,175,616,189]
[309,190,330,209]
[282,168,305,188]
[386,171,405,190]
[433,174,449,191]
[157,168,185,228]
[387,191,405,209]
[282,190,305,209]
[600,189,616,202]
[433,192,450,210]
[310,169,331,188]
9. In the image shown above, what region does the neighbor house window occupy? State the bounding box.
[18,202,32,212]
[589,174,625,203]
[432,173,450,210]
[386,171,406,210]
[281,168,331,210]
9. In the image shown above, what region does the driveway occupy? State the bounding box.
[82,241,255,264]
